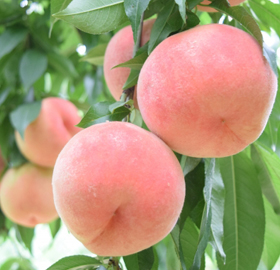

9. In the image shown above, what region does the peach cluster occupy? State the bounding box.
[0,97,81,227]
[52,21,277,257]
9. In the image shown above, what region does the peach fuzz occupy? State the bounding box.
[0,163,58,227]
[15,97,82,168]
[197,0,245,12]
[52,121,185,256]
[103,19,155,107]
[137,24,277,158]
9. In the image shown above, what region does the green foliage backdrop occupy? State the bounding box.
[0,0,279,270]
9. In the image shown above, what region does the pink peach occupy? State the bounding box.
[137,24,277,158]
[103,19,155,106]
[52,121,185,256]
[0,163,58,227]
[15,97,81,167]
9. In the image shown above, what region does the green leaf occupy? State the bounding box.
[0,257,34,270]
[54,0,129,35]
[77,101,130,128]
[10,101,42,139]
[251,142,280,215]
[178,162,205,231]
[180,217,200,270]
[188,0,204,10]
[80,43,108,66]
[174,0,186,23]
[170,224,186,270]
[248,0,280,38]
[263,42,278,77]
[124,0,152,42]
[49,218,61,239]
[122,69,140,90]
[124,247,155,270]
[209,1,263,47]
[19,50,48,91]
[48,52,79,78]
[190,159,216,270]
[207,159,226,260]
[183,10,200,30]
[217,152,265,270]
[46,255,101,270]
[50,0,72,33]
[130,109,143,127]
[0,27,28,60]
[113,50,148,70]
[180,155,201,176]
[144,0,166,19]
[108,100,133,113]
[15,225,34,253]
[261,197,280,270]
[0,88,11,107]
[148,0,183,54]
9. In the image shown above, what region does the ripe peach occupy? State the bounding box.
[103,19,155,106]
[0,163,58,227]
[15,97,81,168]
[137,24,277,158]
[52,121,185,256]
[197,0,245,12]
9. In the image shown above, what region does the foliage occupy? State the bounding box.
[0,0,279,270]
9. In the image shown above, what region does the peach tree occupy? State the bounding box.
[0,0,280,270]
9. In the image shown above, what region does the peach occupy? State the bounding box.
[137,24,277,158]
[103,19,155,106]
[197,0,245,12]
[15,97,81,168]
[52,121,185,256]
[0,163,58,227]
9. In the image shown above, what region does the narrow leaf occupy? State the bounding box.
[19,50,48,91]
[124,0,152,42]
[178,162,205,231]
[77,102,130,128]
[180,155,201,176]
[130,109,143,127]
[180,217,200,269]
[15,225,34,253]
[109,100,133,113]
[190,158,215,270]
[218,152,265,270]
[0,27,28,59]
[50,0,72,33]
[113,50,148,70]
[170,224,186,270]
[208,159,226,260]
[249,0,280,38]
[174,0,186,23]
[251,142,280,214]
[263,42,278,77]
[124,247,155,270]
[209,1,263,47]
[148,0,183,54]
[46,255,101,270]
[54,0,129,35]
[49,218,61,239]
[261,197,280,270]
[122,69,140,90]
[10,101,42,139]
